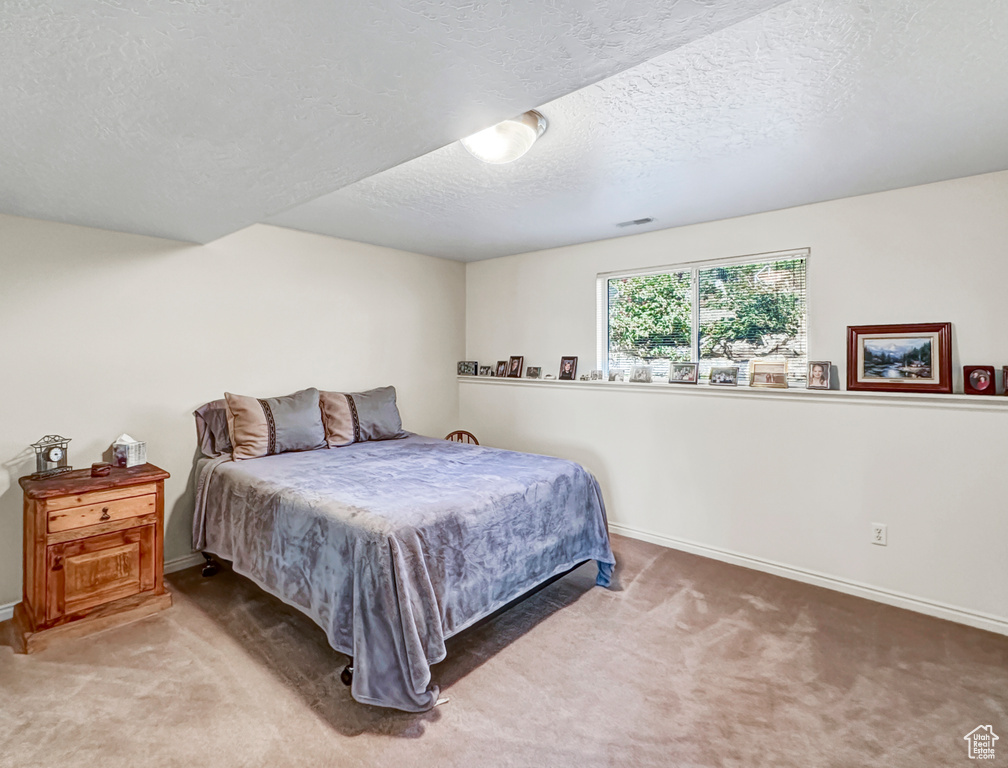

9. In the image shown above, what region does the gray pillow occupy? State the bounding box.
[353,386,406,442]
[319,385,406,446]
[194,399,233,457]
[224,387,327,460]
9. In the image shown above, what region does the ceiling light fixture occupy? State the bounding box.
[460,110,547,164]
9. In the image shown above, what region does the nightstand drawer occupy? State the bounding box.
[45,482,158,512]
[48,494,156,533]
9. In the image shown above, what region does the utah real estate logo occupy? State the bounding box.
[964,725,998,759]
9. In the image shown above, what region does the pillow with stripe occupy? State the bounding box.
[319,385,406,447]
[224,387,327,460]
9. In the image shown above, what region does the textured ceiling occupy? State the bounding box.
[0,0,785,243]
[268,0,1008,261]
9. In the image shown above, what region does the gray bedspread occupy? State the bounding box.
[193,434,615,711]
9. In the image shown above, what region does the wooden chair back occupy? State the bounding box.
[444,430,479,445]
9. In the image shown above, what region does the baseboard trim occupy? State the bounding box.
[165,552,206,574]
[608,522,1008,637]
[12,539,1006,634]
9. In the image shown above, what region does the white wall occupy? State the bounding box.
[0,216,466,607]
[463,170,1008,632]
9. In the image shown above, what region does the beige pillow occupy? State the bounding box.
[319,391,357,448]
[224,388,327,460]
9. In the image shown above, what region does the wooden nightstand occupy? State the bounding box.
[13,463,172,653]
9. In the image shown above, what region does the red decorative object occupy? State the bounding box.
[846,323,952,394]
[964,365,996,395]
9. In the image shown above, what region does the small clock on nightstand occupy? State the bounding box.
[30,435,72,479]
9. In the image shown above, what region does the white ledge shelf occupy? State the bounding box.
[457,375,1008,412]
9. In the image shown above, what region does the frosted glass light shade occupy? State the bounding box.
[461,110,547,164]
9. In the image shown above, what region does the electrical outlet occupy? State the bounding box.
[871,523,887,546]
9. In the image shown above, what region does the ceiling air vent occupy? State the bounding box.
[616,217,654,228]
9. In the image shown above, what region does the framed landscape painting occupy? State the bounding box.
[847,323,952,393]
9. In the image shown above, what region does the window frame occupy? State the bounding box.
[597,247,810,380]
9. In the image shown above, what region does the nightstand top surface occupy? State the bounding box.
[19,463,170,499]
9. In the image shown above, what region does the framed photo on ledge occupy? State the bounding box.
[749,361,788,389]
[847,323,952,393]
[495,360,508,377]
[629,364,653,383]
[709,366,739,386]
[807,361,830,390]
[559,356,578,380]
[507,356,524,378]
[668,362,698,384]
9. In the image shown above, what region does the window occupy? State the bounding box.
[599,249,808,383]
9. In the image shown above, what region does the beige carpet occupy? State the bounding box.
[1,534,1006,767]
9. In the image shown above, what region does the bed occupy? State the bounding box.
[192,419,615,712]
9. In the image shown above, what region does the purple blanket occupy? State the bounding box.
[193,434,614,711]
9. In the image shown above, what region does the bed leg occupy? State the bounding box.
[201,552,220,578]
[340,659,354,686]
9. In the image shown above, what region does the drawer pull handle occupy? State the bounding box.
[100,507,111,521]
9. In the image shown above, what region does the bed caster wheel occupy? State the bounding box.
[340,663,354,686]
[201,552,219,578]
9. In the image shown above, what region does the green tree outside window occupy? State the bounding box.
[608,272,692,365]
